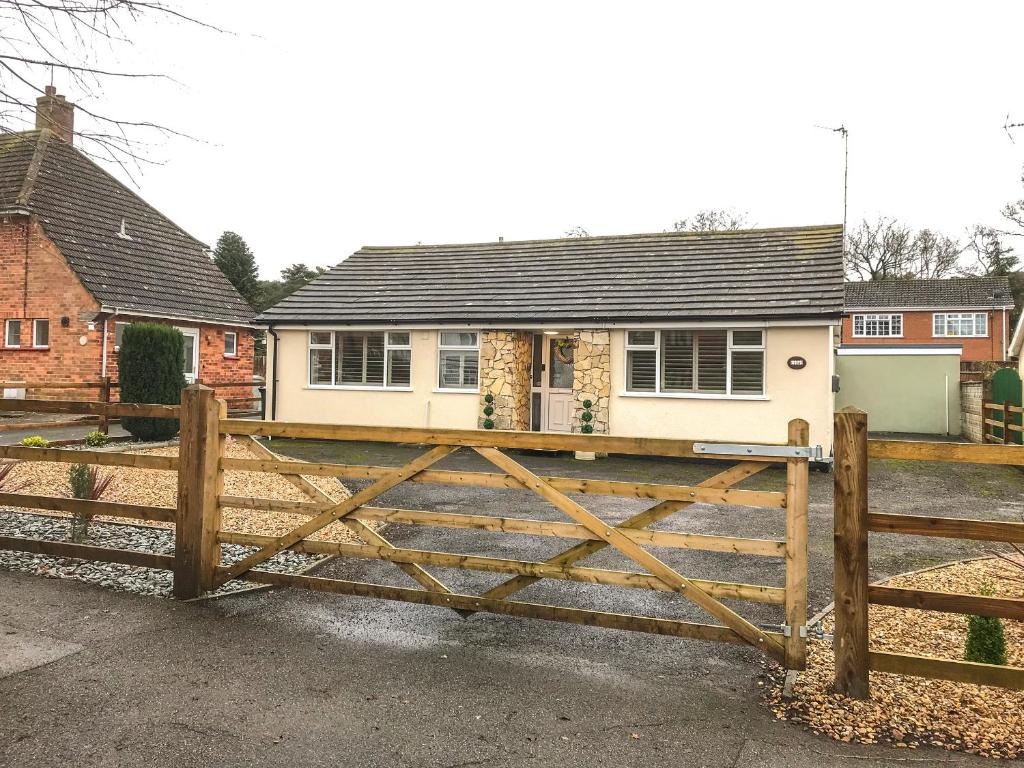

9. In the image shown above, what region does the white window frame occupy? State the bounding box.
[113,321,131,352]
[224,331,238,357]
[851,313,903,338]
[306,330,413,390]
[436,331,480,393]
[4,319,21,348]
[31,318,49,348]
[623,329,768,400]
[932,312,988,338]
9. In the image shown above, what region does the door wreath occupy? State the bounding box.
[554,338,577,365]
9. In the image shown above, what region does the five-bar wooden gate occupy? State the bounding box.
[173,387,812,671]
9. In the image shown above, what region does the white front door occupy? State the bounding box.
[531,335,575,432]
[178,328,199,383]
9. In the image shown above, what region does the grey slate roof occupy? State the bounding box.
[258,225,845,325]
[844,277,1014,310]
[0,129,254,326]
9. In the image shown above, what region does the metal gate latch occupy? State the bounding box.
[782,624,808,638]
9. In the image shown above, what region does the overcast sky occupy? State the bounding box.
[32,1,1024,277]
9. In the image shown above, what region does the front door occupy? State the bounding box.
[178,328,199,384]
[531,334,574,432]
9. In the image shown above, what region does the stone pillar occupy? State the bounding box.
[571,329,611,434]
[480,330,531,430]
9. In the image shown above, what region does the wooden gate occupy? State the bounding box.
[984,367,1023,445]
[833,407,1024,696]
[170,388,813,671]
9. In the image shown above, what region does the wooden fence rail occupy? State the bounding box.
[982,401,1024,445]
[834,406,1024,696]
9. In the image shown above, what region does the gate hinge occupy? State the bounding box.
[781,624,808,638]
[693,443,822,460]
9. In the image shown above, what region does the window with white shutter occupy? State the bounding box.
[625,329,765,396]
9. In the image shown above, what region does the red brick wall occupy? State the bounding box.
[1,214,257,407]
[0,215,104,395]
[104,317,257,406]
[841,309,1010,362]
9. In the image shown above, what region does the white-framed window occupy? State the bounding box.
[4,319,21,348]
[224,331,238,357]
[438,331,479,390]
[933,312,988,337]
[114,321,131,351]
[32,319,49,348]
[852,313,902,338]
[625,329,765,396]
[308,330,411,388]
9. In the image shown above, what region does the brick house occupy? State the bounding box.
[0,88,256,399]
[842,277,1014,362]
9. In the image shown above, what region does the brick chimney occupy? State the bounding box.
[35,86,74,144]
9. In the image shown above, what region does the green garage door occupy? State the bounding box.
[835,345,961,435]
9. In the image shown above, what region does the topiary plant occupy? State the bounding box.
[483,418,495,430]
[20,435,48,447]
[84,430,109,447]
[118,323,185,441]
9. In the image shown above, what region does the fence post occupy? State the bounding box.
[98,376,111,435]
[1003,400,1011,445]
[784,418,809,671]
[833,406,870,698]
[173,384,226,599]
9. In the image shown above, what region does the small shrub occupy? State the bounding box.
[84,430,109,447]
[483,418,495,430]
[68,463,114,543]
[20,435,48,448]
[118,323,185,441]
[965,583,1008,665]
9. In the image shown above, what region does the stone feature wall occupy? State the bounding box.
[960,381,984,443]
[571,329,611,434]
[479,330,531,430]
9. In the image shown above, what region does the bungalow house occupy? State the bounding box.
[258,225,844,452]
[0,88,256,397]
[842,277,1014,362]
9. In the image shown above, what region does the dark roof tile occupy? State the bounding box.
[844,277,1014,309]
[259,225,845,324]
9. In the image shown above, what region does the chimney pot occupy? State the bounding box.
[35,87,74,145]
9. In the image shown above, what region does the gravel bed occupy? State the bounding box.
[0,511,324,598]
[763,557,1024,760]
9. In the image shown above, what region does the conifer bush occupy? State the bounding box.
[965,615,1008,665]
[118,323,185,441]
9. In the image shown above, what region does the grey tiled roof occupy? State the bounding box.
[0,130,254,326]
[844,277,1014,310]
[258,225,845,325]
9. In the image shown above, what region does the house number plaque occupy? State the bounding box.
[787,356,806,370]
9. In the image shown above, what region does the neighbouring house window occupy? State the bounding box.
[933,312,987,337]
[852,313,902,337]
[32,319,49,348]
[224,331,238,356]
[625,329,765,396]
[4,319,21,347]
[308,330,411,388]
[438,331,479,390]
[114,321,131,351]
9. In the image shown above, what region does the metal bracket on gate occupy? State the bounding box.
[693,443,821,460]
[781,624,808,639]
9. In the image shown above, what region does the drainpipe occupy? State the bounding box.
[267,325,279,421]
[101,318,108,378]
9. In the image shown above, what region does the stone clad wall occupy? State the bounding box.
[479,330,531,430]
[960,381,984,443]
[571,329,611,434]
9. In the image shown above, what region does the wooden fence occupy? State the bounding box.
[982,401,1024,445]
[0,378,266,434]
[834,407,1024,697]
[0,385,813,672]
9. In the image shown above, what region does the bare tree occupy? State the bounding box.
[673,208,751,232]
[961,225,1018,277]
[908,228,962,279]
[845,217,963,281]
[0,1,219,173]
[563,226,590,238]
